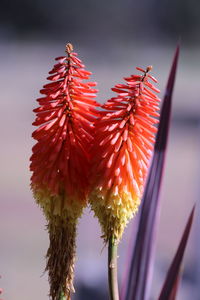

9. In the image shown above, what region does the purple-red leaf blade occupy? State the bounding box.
[158,206,195,300]
[167,275,180,300]
[124,46,180,300]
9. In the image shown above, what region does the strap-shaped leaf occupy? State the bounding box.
[124,46,180,300]
[158,206,195,300]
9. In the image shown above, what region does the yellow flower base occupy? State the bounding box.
[90,187,141,242]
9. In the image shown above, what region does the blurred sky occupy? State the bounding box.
[0,1,200,300]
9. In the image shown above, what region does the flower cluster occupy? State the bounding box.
[30,44,160,299]
[31,43,98,213]
[89,66,160,241]
[30,44,98,300]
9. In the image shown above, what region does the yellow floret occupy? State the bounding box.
[32,185,83,221]
[90,187,141,242]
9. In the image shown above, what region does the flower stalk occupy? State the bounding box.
[60,291,67,300]
[108,235,119,300]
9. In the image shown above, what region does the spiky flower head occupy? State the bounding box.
[89,66,160,242]
[30,43,98,299]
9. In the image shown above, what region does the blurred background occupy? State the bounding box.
[0,0,200,299]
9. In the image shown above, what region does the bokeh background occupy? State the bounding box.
[0,1,200,299]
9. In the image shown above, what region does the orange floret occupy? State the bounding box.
[89,66,160,241]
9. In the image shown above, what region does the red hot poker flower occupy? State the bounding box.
[31,43,98,205]
[89,66,160,242]
[30,43,98,300]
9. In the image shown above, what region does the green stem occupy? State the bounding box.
[60,291,66,300]
[108,236,119,300]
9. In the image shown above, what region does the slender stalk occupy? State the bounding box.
[60,291,66,300]
[108,235,119,300]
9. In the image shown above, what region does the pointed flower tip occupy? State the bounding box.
[66,42,73,54]
[146,65,153,72]
[136,65,153,74]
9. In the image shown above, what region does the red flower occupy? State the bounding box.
[30,44,99,300]
[89,66,160,241]
[30,43,98,209]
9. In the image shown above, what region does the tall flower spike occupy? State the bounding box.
[30,43,98,300]
[89,66,160,242]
